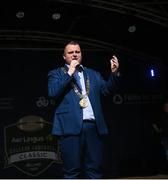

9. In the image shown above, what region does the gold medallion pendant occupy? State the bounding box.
[79,98,88,108]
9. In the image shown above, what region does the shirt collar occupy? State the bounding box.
[65,64,84,72]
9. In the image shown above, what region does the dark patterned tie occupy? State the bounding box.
[74,71,82,91]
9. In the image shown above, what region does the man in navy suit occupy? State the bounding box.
[48,40,119,178]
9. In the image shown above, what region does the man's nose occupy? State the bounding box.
[73,53,77,56]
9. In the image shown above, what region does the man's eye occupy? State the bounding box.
[68,51,80,54]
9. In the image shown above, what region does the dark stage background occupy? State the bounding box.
[0,48,168,178]
[0,0,168,178]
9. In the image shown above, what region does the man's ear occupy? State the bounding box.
[63,54,65,60]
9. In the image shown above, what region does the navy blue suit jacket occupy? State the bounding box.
[48,66,119,136]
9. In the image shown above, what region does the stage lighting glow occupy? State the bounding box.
[16,11,24,19]
[150,69,155,77]
[52,13,61,20]
[128,25,136,33]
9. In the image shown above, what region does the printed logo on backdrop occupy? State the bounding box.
[36,96,56,108]
[113,93,163,104]
[4,115,62,177]
[0,98,14,109]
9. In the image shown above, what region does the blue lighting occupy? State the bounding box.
[150,69,155,77]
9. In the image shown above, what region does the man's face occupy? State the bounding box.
[63,44,82,65]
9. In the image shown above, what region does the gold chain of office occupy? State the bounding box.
[61,67,90,108]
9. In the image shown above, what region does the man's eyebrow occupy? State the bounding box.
[68,50,80,53]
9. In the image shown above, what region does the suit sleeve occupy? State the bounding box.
[95,71,120,96]
[48,68,73,99]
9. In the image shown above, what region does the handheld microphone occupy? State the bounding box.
[76,64,80,68]
[76,64,83,72]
